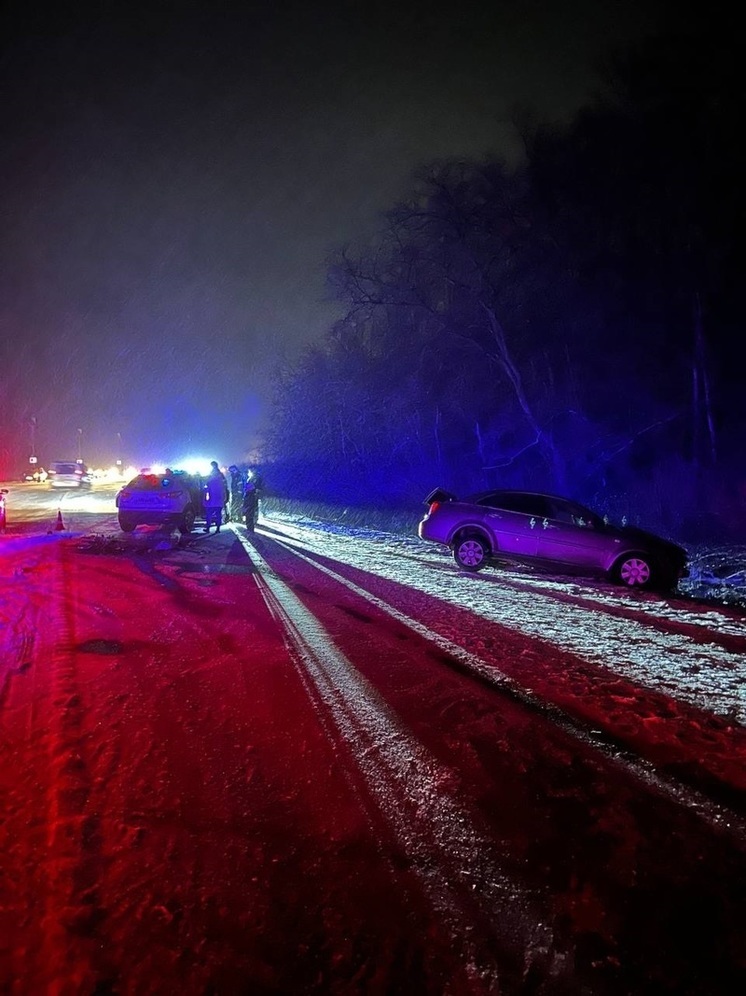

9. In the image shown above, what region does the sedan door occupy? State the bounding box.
[477,494,550,559]
[535,498,612,570]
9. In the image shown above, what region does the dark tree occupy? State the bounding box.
[265,23,745,537]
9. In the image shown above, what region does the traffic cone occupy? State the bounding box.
[55,509,65,531]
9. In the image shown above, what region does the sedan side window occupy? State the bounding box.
[546,502,576,525]
[518,496,552,518]
[479,494,551,517]
[547,499,598,528]
[477,494,512,510]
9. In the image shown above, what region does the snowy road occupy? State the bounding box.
[1,488,745,993]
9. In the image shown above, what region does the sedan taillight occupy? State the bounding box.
[428,501,441,514]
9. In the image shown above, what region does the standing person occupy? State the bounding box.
[242,471,260,532]
[202,461,229,534]
[228,465,244,522]
[248,464,263,493]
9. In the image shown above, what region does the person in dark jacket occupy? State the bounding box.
[228,465,244,522]
[242,468,261,532]
[202,461,229,533]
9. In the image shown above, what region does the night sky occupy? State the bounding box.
[1,0,673,469]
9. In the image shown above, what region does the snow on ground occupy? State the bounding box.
[2,500,745,732]
[2,493,745,994]
[259,505,746,728]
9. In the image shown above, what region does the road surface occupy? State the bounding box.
[1,482,745,994]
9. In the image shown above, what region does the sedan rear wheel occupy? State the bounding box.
[615,554,654,588]
[453,535,489,572]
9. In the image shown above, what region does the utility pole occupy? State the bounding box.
[29,416,38,475]
[29,416,37,461]
[77,428,83,464]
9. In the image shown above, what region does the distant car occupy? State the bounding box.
[418,489,688,591]
[20,468,47,482]
[116,470,203,533]
[48,461,92,489]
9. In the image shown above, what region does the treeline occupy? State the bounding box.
[263,28,745,539]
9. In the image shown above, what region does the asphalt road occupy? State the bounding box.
[0,479,121,532]
[1,483,745,994]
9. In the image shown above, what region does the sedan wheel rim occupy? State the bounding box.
[620,558,651,585]
[459,541,484,567]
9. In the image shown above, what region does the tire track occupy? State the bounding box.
[34,541,119,990]
[235,528,566,991]
[257,529,746,836]
[265,521,746,725]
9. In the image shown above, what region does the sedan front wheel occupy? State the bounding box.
[453,535,489,572]
[615,554,654,588]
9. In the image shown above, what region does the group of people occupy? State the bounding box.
[201,461,261,534]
